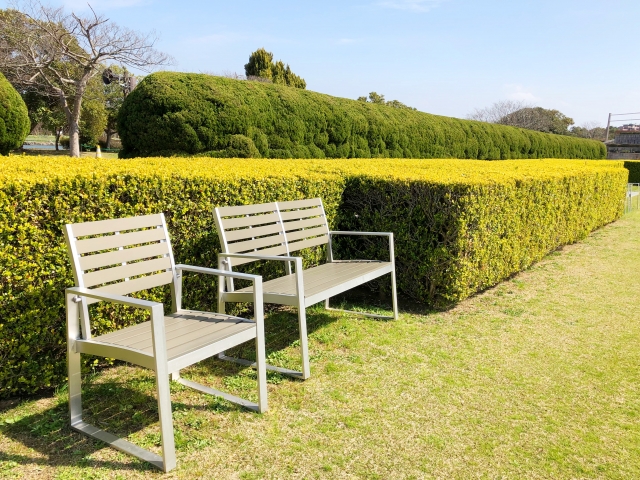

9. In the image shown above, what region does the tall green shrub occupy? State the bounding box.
[118,72,606,160]
[0,72,30,155]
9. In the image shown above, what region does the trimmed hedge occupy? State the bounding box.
[0,157,626,398]
[624,161,640,183]
[118,73,606,160]
[0,72,30,155]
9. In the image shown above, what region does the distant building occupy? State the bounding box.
[607,130,640,159]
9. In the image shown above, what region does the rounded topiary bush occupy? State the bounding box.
[118,71,607,160]
[0,72,30,155]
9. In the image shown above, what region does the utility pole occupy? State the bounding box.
[605,113,612,142]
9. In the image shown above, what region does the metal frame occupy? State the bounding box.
[214,199,399,381]
[64,214,267,473]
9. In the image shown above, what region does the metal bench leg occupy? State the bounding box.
[391,269,399,320]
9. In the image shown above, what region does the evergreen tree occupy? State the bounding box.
[245,48,306,89]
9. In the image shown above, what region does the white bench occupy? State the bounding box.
[214,198,398,379]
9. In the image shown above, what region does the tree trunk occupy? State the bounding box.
[55,128,61,151]
[68,75,89,158]
[69,121,80,157]
[106,129,112,149]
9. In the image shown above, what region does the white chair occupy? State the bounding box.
[64,213,267,472]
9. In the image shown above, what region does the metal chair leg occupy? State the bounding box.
[298,303,311,380]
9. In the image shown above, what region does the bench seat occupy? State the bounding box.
[226,260,393,307]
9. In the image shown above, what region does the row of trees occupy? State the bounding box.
[467,100,606,141]
[0,1,170,156]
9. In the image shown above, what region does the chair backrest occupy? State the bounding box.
[64,213,176,339]
[214,198,329,270]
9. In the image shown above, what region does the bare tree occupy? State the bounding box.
[467,100,574,134]
[467,100,533,124]
[0,1,172,157]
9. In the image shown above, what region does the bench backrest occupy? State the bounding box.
[64,213,176,339]
[214,198,330,269]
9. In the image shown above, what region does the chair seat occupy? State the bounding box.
[234,260,393,305]
[90,309,256,363]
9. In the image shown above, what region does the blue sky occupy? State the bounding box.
[8,0,639,126]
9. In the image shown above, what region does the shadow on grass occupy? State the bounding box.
[0,382,161,473]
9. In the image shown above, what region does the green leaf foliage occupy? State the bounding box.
[117,72,606,160]
[624,161,640,183]
[0,157,626,398]
[0,72,30,155]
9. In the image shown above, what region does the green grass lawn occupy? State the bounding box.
[24,135,56,143]
[1,211,639,479]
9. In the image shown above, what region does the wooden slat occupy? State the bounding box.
[92,271,173,298]
[279,206,325,221]
[79,242,170,271]
[285,226,328,243]
[283,217,328,232]
[216,202,277,217]
[227,244,289,266]
[277,198,322,210]
[83,257,172,288]
[224,223,284,242]
[75,228,166,255]
[227,234,285,254]
[220,212,280,230]
[70,214,164,238]
[287,235,328,253]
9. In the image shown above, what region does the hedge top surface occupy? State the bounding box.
[0,157,624,187]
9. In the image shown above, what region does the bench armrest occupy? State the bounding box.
[329,231,393,238]
[327,232,395,263]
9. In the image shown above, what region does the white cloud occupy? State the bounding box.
[376,0,448,13]
[505,84,539,102]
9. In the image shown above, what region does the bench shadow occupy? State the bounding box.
[0,382,164,474]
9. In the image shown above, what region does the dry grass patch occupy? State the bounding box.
[1,211,639,479]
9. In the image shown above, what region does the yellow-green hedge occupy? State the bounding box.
[0,157,627,398]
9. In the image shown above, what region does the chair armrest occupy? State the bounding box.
[66,287,162,311]
[329,231,393,238]
[175,264,261,282]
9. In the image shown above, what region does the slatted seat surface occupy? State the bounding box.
[234,261,392,299]
[90,309,255,361]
